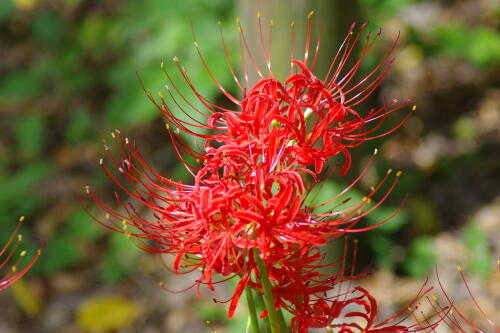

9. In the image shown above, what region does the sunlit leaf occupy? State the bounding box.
[13,0,38,10]
[11,279,43,317]
[76,295,140,332]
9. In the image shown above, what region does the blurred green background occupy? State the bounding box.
[0,0,499,332]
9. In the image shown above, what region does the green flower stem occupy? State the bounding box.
[277,307,287,331]
[256,292,272,332]
[253,248,282,333]
[245,286,261,333]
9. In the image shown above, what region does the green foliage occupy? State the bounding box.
[100,233,141,284]
[38,234,81,275]
[453,117,476,141]
[65,108,94,144]
[0,0,14,25]
[14,113,46,159]
[0,69,42,98]
[32,9,63,47]
[0,161,53,219]
[36,209,104,275]
[360,0,416,16]
[434,25,500,67]
[463,220,492,278]
[402,236,437,277]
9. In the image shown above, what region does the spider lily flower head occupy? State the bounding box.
[85,13,412,317]
[1,217,41,292]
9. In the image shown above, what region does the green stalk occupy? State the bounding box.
[253,248,282,333]
[256,292,272,332]
[245,286,261,333]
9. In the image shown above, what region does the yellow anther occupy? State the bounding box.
[37,249,41,255]
[412,105,417,111]
[20,250,26,257]
[349,31,353,35]
[111,132,116,139]
[193,41,199,48]
[270,19,274,26]
[271,119,279,127]
[431,295,437,301]
[387,169,393,175]
[160,61,164,68]
[12,266,17,272]
[158,91,163,98]
[308,10,314,18]
[105,213,110,220]
[373,148,378,155]
[457,265,462,271]
[18,234,22,241]
[159,281,164,287]
[257,12,261,18]
[291,21,295,27]
[166,123,170,130]
[236,17,240,23]
[217,21,222,25]
[237,26,242,32]
[19,216,25,222]
[172,56,179,62]
[408,307,413,312]
[396,170,403,177]
[122,219,127,225]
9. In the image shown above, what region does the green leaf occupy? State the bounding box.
[0,69,42,98]
[402,236,437,277]
[37,235,81,275]
[365,206,408,233]
[467,27,500,67]
[14,113,46,159]
[463,221,492,278]
[0,0,14,25]
[65,109,93,144]
[32,9,63,46]
[100,233,141,284]
[369,233,395,269]
[65,209,104,241]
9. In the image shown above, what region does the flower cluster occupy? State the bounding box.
[1,217,40,292]
[85,13,451,332]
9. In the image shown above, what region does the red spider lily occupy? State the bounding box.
[291,282,449,333]
[150,17,415,177]
[85,13,413,319]
[1,218,40,292]
[434,265,500,332]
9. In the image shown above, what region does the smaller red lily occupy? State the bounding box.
[1,217,40,292]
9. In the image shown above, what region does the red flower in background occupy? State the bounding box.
[1,218,40,292]
[85,12,416,324]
